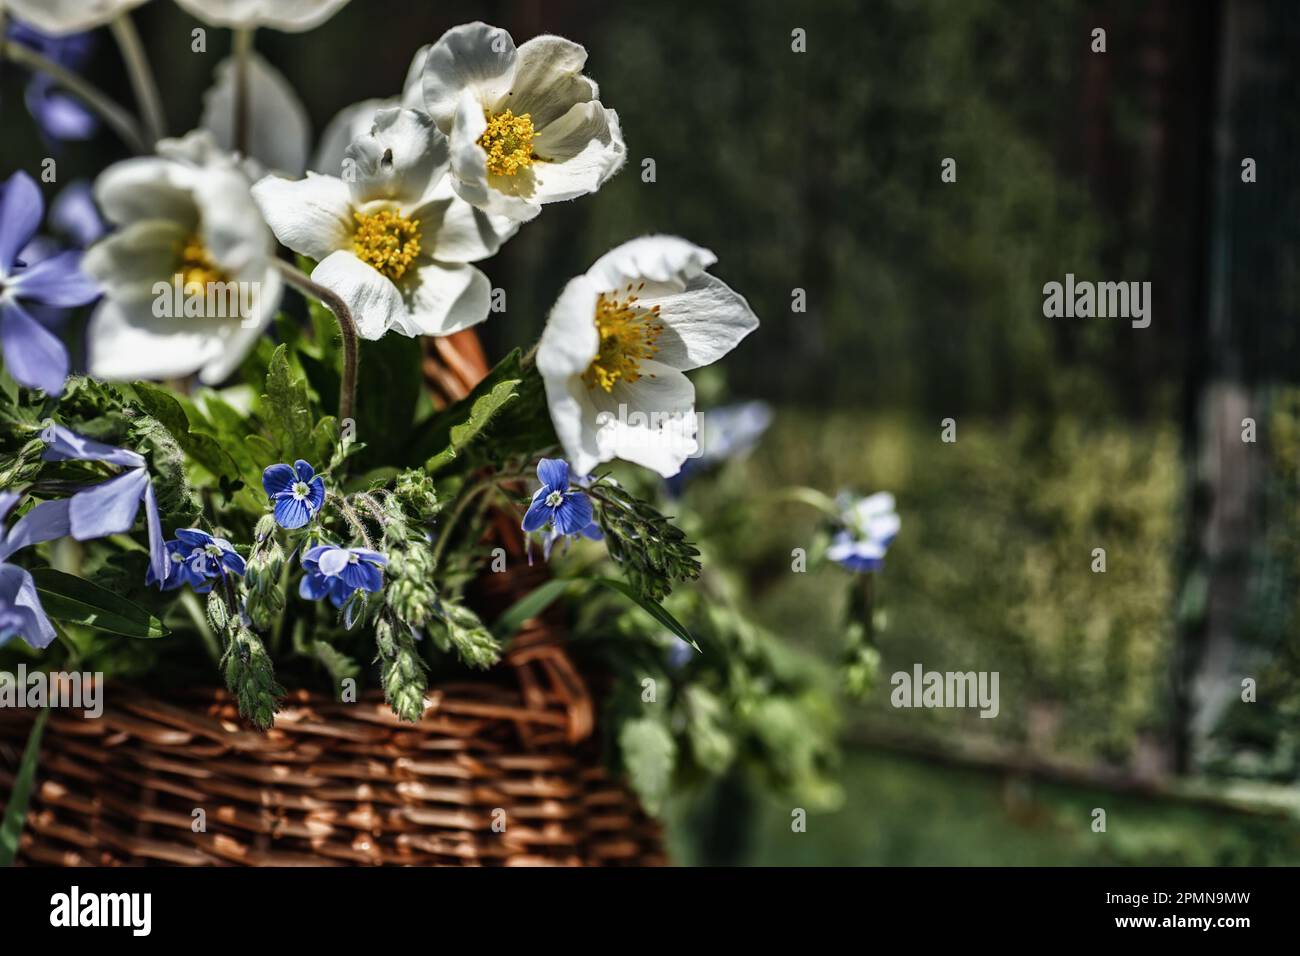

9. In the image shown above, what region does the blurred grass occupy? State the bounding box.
[668,745,1300,866]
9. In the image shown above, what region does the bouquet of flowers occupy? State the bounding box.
[0,3,849,828]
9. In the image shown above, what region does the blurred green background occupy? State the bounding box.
[5,0,1300,864]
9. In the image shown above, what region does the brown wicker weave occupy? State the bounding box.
[0,330,666,866]
[0,671,663,866]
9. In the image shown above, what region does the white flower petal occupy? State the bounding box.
[542,371,604,477]
[510,35,598,129]
[407,177,519,263]
[310,250,406,340]
[199,266,282,383]
[398,261,490,337]
[313,97,392,175]
[537,274,600,379]
[421,22,518,130]
[201,52,311,177]
[531,103,626,203]
[93,157,198,228]
[399,45,432,109]
[587,361,698,477]
[87,294,264,382]
[82,220,188,311]
[251,172,353,262]
[345,108,448,208]
[646,273,759,371]
[174,0,350,32]
[190,166,274,277]
[5,0,146,34]
[585,235,717,296]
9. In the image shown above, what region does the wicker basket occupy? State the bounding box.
[0,331,666,866]
[0,662,663,867]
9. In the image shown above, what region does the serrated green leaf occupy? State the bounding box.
[130,381,240,481]
[30,568,169,639]
[262,345,319,463]
[423,377,521,474]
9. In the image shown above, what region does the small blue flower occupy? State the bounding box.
[41,422,168,585]
[522,458,593,536]
[146,529,246,593]
[5,21,98,146]
[299,544,387,610]
[666,401,773,497]
[262,460,326,529]
[0,489,70,650]
[0,172,100,395]
[827,492,899,573]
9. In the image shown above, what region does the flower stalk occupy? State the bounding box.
[275,260,359,423]
[109,14,166,147]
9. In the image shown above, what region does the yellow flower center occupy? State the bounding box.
[582,284,664,393]
[477,109,536,177]
[352,209,421,281]
[177,234,226,290]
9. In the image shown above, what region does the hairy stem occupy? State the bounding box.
[110,14,166,146]
[275,260,359,423]
[0,40,147,153]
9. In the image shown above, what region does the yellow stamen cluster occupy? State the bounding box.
[352,209,421,281]
[582,283,664,393]
[478,109,536,177]
[177,234,225,290]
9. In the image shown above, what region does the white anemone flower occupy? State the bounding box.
[3,0,149,34]
[173,0,350,32]
[252,108,518,340]
[312,45,429,175]
[83,130,283,383]
[537,236,759,478]
[421,21,625,222]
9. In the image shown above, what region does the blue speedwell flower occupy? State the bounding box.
[41,423,168,585]
[262,460,326,529]
[146,529,247,593]
[827,492,899,573]
[5,20,98,145]
[0,489,71,649]
[0,172,100,395]
[300,544,387,609]
[666,400,773,497]
[522,458,593,537]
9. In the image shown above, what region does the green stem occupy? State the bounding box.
[0,40,147,153]
[276,260,359,423]
[429,478,498,571]
[179,590,221,664]
[232,27,254,157]
[110,14,166,146]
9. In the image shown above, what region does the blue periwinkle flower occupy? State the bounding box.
[522,458,593,536]
[0,489,71,649]
[827,492,900,573]
[0,172,100,395]
[146,529,247,593]
[299,544,387,609]
[263,459,325,529]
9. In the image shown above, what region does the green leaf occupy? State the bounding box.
[262,344,319,463]
[130,381,240,481]
[423,376,521,474]
[30,568,169,639]
[619,716,676,817]
[0,707,49,866]
[353,334,423,469]
[592,577,700,652]
[492,578,571,639]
